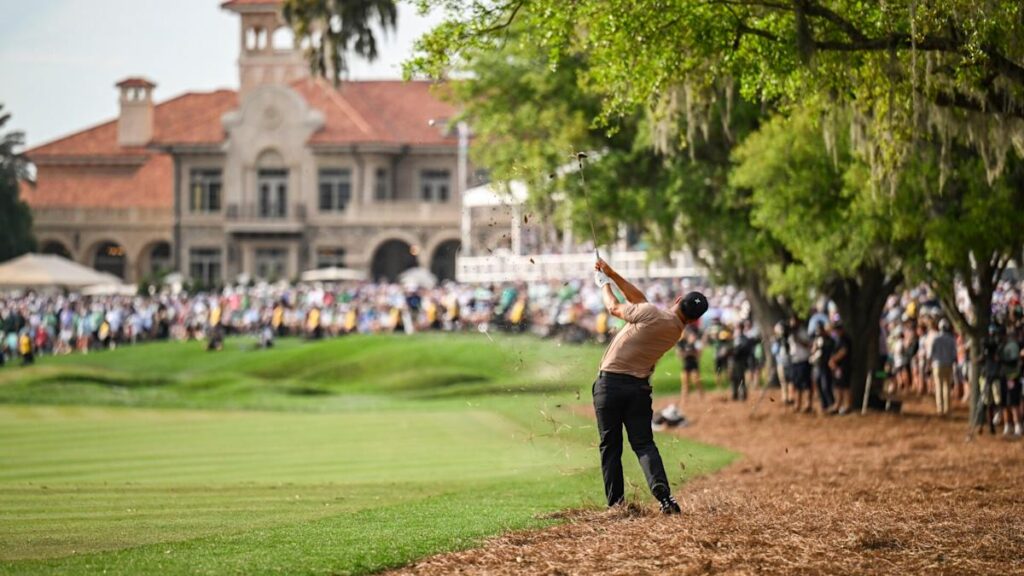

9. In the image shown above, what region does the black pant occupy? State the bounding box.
[730,366,747,401]
[592,371,671,506]
[814,365,834,409]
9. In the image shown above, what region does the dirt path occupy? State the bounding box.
[390,392,1024,575]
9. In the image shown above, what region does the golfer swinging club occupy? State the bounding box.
[593,258,708,514]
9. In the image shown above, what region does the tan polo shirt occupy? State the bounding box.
[599,302,685,379]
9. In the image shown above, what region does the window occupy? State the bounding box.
[318,169,352,212]
[189,248,222,287]
[316,247,346,269]
[254,248,288,280]
[189,169,222,213]
[258,169,288,218]
[374,167,393,201]
[420,169,451,203]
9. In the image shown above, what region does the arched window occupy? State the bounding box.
[430,240,461,282]
[371,240,419,282]
[93,241,127,279]
[246,27,258,51]
[40,240,72,259]
[272,27,295,51]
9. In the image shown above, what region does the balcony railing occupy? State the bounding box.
[301,199,460,226]
[225,203,307,221]
[456,251,705,283]
[224,203,307,234]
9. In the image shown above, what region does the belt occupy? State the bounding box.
[598,370,650,383]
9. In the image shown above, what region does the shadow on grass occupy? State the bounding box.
[29,371,174,389]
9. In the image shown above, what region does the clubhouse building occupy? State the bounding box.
[23,0,464,285]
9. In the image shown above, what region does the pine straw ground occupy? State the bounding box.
[390,392,1024,575]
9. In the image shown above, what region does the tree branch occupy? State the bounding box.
[801,1,867,43]
[932,88,1024,120]
[982,46,1024,93]
[474,0,525,36]
[737,22,780,43]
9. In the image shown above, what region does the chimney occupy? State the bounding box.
[116,77,156,147]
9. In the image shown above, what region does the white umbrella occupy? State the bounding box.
[300,266,368,282]
[80,283,136,296]
[0,253,121,289]
[398,267,438,289]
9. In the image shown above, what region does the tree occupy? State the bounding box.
[732,104,904,402]
[441,16,793,356]
[409,0,1024,401]
[410,1,1024,185]
[283,0,398,83]
[0,105,35,262]
[895,146,1024,427]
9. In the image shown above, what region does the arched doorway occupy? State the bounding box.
[93,241,127,279]
[40,240,72,259]
[371,240,418,282]
[430,240,461,282]
[138,242,172,279]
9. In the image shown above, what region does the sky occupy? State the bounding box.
[0,0,443,148]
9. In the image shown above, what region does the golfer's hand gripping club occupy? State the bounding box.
[593,257,613,289]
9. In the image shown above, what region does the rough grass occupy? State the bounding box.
[0,334,734,575]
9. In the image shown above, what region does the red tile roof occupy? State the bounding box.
[28,90,238,159]
[25,80,457,210]
[22,154,172,209]
[292,78,458,147]
[28,82,455,156]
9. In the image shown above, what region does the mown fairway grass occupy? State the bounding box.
[0,334,734,575]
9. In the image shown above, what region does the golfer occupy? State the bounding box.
[593,258,708,514]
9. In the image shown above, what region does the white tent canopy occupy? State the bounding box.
[0,253,126,289]
[462,180,529,208]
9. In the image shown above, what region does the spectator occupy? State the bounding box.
[788,316,813,413]
[18,330,34,365]
[712,324,733,390]
[829,322,853,415]
[771,321,792,405]
[730,326,753,401]
[929,319,957,416]
[676,326,703,401]
[978,324,1003,435]
[999,328,1021,436]
[811,322,835,413]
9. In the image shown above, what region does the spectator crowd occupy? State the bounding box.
[2,277,1022,436]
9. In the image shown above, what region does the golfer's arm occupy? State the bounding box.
[602,284,627,319]
[606,270,647,304]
